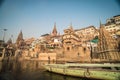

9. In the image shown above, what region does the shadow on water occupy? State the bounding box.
[0,60,91,80]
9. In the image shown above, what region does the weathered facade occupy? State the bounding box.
[38,53,56,61]
[75,26,99,41]
[93,23,120,62]
[105,15,120,37]
[62,25,90,62]
[19,16,120,62]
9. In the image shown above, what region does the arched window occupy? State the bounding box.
[67,47,70,51]
[83,47,86,53]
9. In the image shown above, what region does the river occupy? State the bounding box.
[0,60,92,80]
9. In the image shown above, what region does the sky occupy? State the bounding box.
[0,0,120,42]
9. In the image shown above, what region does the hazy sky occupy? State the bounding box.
[0,0,120,42]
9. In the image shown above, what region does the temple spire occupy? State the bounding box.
[68,23,73,31]
[99,20,103,28]
[52,22,57,36]
[16,30,24,48]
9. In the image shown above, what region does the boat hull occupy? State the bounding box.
[45,64,120,80]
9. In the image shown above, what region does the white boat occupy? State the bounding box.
[44,63,120,80]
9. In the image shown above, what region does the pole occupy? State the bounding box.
[90,41,92,62]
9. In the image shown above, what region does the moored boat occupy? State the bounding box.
[44,63,120,80]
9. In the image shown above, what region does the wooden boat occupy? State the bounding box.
[44,63,120,80]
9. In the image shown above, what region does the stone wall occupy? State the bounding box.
[38,53,56,61]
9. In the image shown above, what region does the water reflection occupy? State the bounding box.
[0,61,90,80]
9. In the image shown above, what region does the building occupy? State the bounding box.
[74,25,99,54]
[63,24,81,51]
[16,30,25,49]
[51,22,58,36]
[47,23,62,48]
[24,37,35,49]
[93,23,120,62]
[75,26,99,42]
[62,24,91,62]
[0,40,4,47]
[104,15,120,37]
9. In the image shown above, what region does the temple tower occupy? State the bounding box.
[16,30,24,48]
[52,23,57,36]
[97,22,120,61]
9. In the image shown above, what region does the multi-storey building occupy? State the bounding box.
[104,15,120,36]
[62,25,91,62]
[63,25,81,51]
[24,37,35,49]
[74,26,99,52]
[75,26,99,41]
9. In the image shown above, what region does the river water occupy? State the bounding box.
[0,61,92,80]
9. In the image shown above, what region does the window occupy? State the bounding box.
[67,47,70,51]
[83,47,86,53]
[66,41,71,44]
